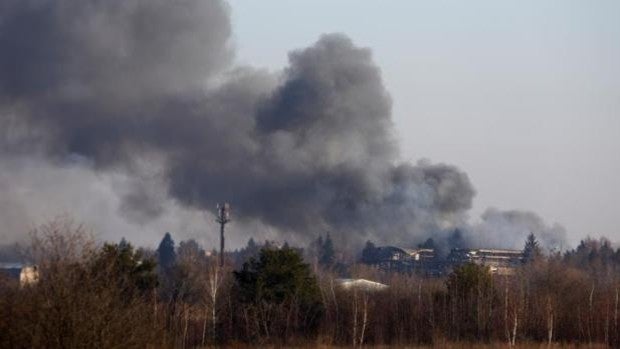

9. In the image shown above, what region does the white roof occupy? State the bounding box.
[336,278,388,291]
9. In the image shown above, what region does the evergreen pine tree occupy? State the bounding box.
[418,238,436,249]
[448,229,464,249]
[157,232,176,271]
[119,237,130,250]
[523,232,542,264]
[247,238,257,252]
[234,246,324,336]
[361,240,377,264]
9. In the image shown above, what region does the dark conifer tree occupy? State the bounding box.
[118,237,130,250]
[361,240,377,264]
[246,238,258,253]
[447,228,464,249]
[234,246,323,338]
[523,232,542,264]
[157,232,176,272]
[418,238,436,249]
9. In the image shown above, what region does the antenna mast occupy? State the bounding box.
[216,203,231,267]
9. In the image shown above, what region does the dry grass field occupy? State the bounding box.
[216,342,610,349]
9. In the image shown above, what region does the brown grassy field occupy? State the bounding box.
[216,342,610,349]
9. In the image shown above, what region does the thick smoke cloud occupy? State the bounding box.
[470,208,567,251]
[0,0,232,100]
[0,0,566,250]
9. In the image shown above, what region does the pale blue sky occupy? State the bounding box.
[227,1,620,245]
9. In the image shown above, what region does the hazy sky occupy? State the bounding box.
[228,0,620,245]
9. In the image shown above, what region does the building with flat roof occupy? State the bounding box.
[448,248,523,275]
[362,245,523,276]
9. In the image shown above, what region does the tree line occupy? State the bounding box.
[1,219,620,348]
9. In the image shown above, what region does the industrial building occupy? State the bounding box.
[448,248,523,275]
[362,245,523,276]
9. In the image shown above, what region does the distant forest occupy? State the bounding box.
[1,217,620,348]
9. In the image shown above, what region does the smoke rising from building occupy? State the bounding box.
[0,0,566,250]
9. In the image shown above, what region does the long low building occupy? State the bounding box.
[448,248,523,275]
[362,246,444,275]
[362,246,523,276]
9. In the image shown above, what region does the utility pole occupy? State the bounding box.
[216,203,231,267]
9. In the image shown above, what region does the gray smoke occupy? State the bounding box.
[470,208,567,250]
[0,0,232,100]
[0,0,566,250]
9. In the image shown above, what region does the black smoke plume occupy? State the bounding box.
[0,0,565,250]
